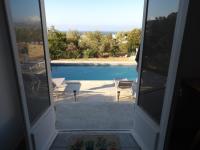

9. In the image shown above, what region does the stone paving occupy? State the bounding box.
[54,80,135,103]
[54,80,135,130]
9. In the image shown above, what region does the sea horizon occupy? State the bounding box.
[49,27,141,34]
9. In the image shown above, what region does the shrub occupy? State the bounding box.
[83,49,99,58]
[65,50,82,59]
[49,50,65,60]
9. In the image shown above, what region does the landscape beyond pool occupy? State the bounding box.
[51,64,137,80]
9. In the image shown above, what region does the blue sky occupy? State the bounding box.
[44,0,144,31]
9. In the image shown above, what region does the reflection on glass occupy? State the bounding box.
[9,0,50,124]
[138,0,179,123]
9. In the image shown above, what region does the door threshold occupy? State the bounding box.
[50,131,141,150]
[57,129,132,133]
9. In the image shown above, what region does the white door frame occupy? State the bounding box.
[4,0,57,149]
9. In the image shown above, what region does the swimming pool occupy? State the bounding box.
[51,64,137,80]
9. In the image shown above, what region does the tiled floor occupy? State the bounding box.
[50,132,141,150]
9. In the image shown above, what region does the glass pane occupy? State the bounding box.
[138,0,179,123]
[9,0,50,124]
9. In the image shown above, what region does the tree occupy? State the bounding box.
[48,31,67,59]
[79,31,102,51]
[115,32,129,55]
[99,34,113,56]
[110,39,120,56]
[66,30,80,46]
[127,29,141,54]
[48,31,66,51]
[66,42,78,51]
[65,42,81,59]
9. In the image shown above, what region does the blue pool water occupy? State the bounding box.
[51,64,137,80]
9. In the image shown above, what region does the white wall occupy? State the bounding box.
[0,1,25,149]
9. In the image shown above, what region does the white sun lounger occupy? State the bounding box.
[114,79,137,101]
[52,78,67,99]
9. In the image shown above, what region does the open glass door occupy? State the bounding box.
[5,0,56,149]
[133,0,180,149]
[138,0,180,124]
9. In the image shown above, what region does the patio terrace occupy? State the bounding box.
[53,80,135,130]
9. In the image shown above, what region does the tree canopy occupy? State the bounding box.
[48,28,141,59]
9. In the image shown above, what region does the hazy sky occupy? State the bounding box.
[44,0,144,31]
